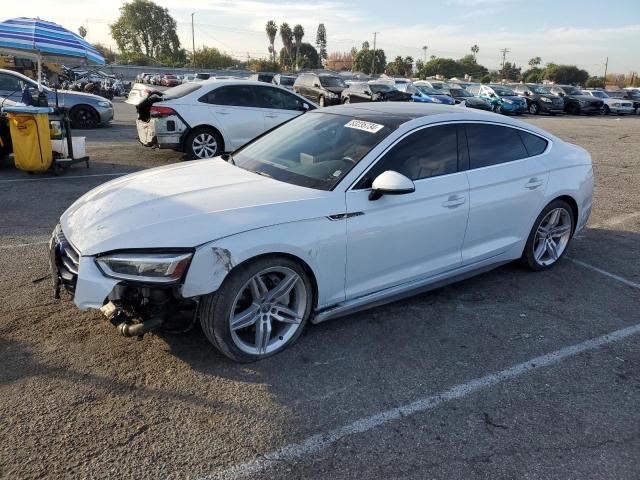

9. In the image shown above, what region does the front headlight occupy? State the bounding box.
[431,97,442,104]
[97,101,112,108]
[503,98,513,104]
[579,99,587,105]
[541,97,552,103]
[611,102,619,107]
[96,252,193,283]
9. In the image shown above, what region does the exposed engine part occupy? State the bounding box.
[118,315,165,338]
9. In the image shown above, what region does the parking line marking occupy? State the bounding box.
[0,241,49,250]
[205,322,640,480]
[0,173,129,183]
[569,259,640,289]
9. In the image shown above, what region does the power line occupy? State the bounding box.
[500,47,510,76]
[371,32,379,74]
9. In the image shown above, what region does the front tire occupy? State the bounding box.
[528,102,540,115]
[603,105,610,115]
[318,96,325,107]
[199,256,313,362]
[185,127,222,160]
[566,103,580,115]
[521,200,574,271]
[70,105,99,129]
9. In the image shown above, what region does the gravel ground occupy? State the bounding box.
[1,100,639,479]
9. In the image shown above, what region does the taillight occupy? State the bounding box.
[150,106,177,117]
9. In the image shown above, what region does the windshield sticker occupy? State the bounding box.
[344,119,384,133]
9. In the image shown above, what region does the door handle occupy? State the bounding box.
[216,110,230,115]
[265,113,279,118]
[442,195,466,208]
[525,178,544,189]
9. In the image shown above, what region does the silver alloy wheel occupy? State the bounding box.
[229,266,307,355]
[319,96,325,107]
[533,208,572,266]
[192,133,218,158]
[529,102,539,114]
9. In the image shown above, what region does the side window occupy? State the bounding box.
[201,85,258,107]
[406,85,416,94]
[0,73,23,91]
[258,86,304,111]
[518,131,548,156]
[465,124,528,168]
[357,124,459,187]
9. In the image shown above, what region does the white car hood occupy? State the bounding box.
[61,158,336,255]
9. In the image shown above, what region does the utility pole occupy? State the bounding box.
[371,32,379,75]
[422,45,428,63]
[603,57,608,86]
[500,48,510,79]
[191,13,196,68]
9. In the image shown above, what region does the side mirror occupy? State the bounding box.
[365,90,371,96]
[369,170,415,201]
[314,83,321,88]
[300,102,310,111]
[524,91,530,96]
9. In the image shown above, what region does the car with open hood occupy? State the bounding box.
[509,83,565,115]
[547,85,603,115]
[50,103,593,362]
[293,73,347,107]
[127,80,316,159]
[341,82,411,103]
[467,84,527,115]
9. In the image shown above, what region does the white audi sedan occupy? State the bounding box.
[129,80,316,159]
[51,103,593,362]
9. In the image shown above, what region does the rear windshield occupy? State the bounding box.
[319,76,346,88]
[163,83,202,100]
[279,76,295,86]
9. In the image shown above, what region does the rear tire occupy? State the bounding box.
[185,127,222,160]
[521,200,574,271]
[603,105,610,115]
[199,256,313,362]
[566,103,580,115]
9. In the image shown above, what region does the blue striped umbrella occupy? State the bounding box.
[0,17,104,88]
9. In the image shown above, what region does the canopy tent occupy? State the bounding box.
[0,17,105,90]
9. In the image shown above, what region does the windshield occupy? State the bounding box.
[279,76,295,86]
[319,76,346,88]
[416,86,440,96]
[233,112,394,190]
[588,91,608,98]
[165,75,177,79]
[563,86,583,95]
[163,83,201,99]
[430,82,448,90]
[491,86,516,96]
[370,84,394,93]
[448,88,472,97]
[531,85,551,94]
[627,90,640,99]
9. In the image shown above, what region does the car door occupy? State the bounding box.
[257,86,307,130]
[0,72,27,103]
[201,85,266,150]
[461,122,550,264]
[344,124,470,299]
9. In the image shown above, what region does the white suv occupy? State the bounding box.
[129,80,316,159]
[581,89,634,115]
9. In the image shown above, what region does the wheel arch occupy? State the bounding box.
[554,194,579,234]
[183,124,226,153]
[231,252,319,309]
[69,104,99,126]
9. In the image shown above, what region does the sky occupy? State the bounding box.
[4,0,640,74]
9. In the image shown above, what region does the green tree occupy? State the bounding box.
[528,56,542,68]
[419,57,464,78]
[471,44,479,61]
[193,47,235,69]
[249,58,281,73]
[501,61,521,81]
[316,24,327,66]
[457,54,488,79]
[353,47,386,74]
[293,24,304,71]
[93,43,116,64]
[544,64,589,85]
[279,23,294,69]
[480,74,491,84]
[281,42,319,70]
[522,67,543,83]
[386,56,414,77]
[78,26,87,39]
[110,0,182,65]
[265,20,278,63]
[585,76,605,88]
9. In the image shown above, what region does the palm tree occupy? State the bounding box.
[280,23,293,69]
[265,21,277,62]
[471,44,479,61]
[293,24,304,71]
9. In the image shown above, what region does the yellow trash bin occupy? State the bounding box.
[5,106,54,173]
